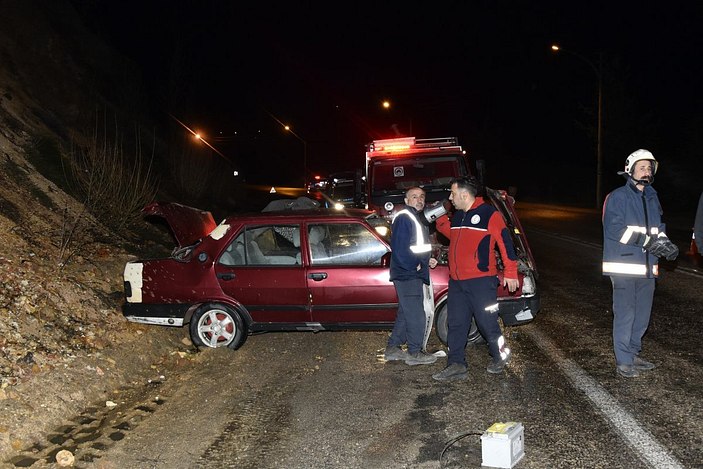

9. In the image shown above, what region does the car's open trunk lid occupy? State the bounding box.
[142,202,217,248]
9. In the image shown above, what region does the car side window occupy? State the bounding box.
[219,225,301,266]
[219,232,246,266]
[309,223,389,266]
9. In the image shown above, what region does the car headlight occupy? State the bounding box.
[374,225,390,237]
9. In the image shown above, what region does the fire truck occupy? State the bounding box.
[365,136,468,219]
[364,136,540,342]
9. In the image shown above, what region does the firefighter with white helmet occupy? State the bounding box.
[602,149,678,378]
[621,149,659,182]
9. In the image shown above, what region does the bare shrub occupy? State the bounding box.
[66,114,159,235]
[56,204,87,268]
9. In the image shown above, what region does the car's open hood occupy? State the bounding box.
[142,202,217,247]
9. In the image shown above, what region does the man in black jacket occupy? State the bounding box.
[384,187,438,366]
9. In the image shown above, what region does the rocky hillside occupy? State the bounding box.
[0,1,195,462]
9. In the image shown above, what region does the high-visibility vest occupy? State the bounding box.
[393,209,431,253]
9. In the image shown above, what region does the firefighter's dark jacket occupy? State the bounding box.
[602,178,665,278]
[436,197,518,281]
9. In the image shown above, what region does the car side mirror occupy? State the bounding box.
[381,252,391,267]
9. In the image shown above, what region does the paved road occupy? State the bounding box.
[10,203,702,469]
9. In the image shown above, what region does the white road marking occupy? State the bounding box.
[526,326,685,469]
[528,227,703,277]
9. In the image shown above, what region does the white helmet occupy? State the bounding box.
[624,149,658,175]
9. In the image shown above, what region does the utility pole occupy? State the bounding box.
[552,45,604,208]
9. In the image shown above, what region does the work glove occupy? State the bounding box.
[643,236,679,261]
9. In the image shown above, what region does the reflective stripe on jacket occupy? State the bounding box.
[602,180,665,278]
[389,208,431,283]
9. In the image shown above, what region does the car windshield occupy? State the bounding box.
[370,155,463,196]
[309,222,389,266]
[484,188,529,261]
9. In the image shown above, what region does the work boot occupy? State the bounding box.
[432,363,468,381]
[405,351,438,366]
[633,356,655,371]
[487,352,511,374]
[616,364,640,378]
[384,345,408,362]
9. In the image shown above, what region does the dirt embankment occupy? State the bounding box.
[0,1,189,462]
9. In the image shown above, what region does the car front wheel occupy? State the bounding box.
[190,303,247,349]
[434,302,486,346]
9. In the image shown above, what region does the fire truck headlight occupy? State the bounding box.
[334,202,344,210]
[384,202,394,212]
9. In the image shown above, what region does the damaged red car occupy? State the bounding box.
[122,197,539,350]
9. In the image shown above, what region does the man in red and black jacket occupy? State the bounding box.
[432,177,519,381]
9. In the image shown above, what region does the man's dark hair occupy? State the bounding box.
[450,176,482,197]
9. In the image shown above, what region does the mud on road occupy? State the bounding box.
[5,328,468,469]
[81,331,455,469]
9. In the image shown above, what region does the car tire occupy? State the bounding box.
[189,303,247,350]
[434,302,486,346]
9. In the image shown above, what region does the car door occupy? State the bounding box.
[305,221,397,324]
[215,224,311,323]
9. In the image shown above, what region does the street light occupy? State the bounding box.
[284,125,308,189]
[551,44,603,208]
[381,99,412,136]
[169,114,234,163]
[266,111,309,188]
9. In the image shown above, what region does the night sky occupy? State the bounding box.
[77,1,703,208]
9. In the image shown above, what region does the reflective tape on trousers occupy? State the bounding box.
[603,261,658,276]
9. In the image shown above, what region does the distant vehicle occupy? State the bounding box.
[306,175,328,193]
[122,199,539,350]
[320,171,365,210]
[365,137,467,220]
